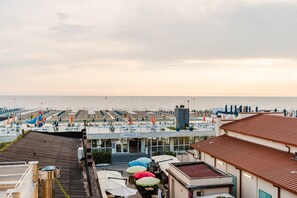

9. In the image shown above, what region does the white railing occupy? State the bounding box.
[6,162,36,198]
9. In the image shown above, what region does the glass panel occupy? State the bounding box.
[174,138,178,145]
[123,144,128,152]
[259,190,272,198]
[178,137,184,144]
[185,137,189,144]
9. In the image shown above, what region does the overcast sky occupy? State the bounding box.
[1,0,297,96]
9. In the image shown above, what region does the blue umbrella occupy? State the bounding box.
[128,160,147,168]
[137,157,152,164]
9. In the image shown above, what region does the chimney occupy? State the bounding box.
[39,166,61,198]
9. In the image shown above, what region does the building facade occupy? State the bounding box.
[189,113,297,198]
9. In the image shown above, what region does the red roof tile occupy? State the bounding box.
[221,114,297,146]
[191,135,297,194]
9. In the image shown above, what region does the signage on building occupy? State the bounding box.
[120,133,139,138]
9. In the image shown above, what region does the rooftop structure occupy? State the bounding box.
[191,135,297,195]
[0,161,38,198]
[220,113,297,147]
[0,132,87,198]
[167,161,234,198]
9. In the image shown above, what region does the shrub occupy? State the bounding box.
[152,151,176,157]
[92,151,112,164]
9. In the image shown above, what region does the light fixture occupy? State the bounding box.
[217,160,224,165]
[243,173,253,179]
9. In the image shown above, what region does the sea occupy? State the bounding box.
[0,96,297,112]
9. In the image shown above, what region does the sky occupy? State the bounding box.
[1,0,297,96]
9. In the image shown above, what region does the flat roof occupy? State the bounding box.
[0,132,87,198]
[175,162,223,178]
[191,135,297,195]
[221,114,297,147]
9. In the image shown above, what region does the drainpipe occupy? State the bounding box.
[188,189,193,198]
[239,169,242,198]
[285,145,291,153]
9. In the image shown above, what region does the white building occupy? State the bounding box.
[189,113,297,198]
[0,161,38,198]
[167,161,234,198]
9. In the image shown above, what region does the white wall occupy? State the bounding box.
[258,178,278,198]
[241,171,257,198]
[204,153,215,166]
[281,189,297,198]
[226,164,240,198]
[169,177,188,198]
[193,187,229,198]
[215,159,227,172]
[227,131,297,154]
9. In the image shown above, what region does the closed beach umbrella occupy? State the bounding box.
[137,157,152,164]
[151,116,156,125]
[128,160,147,168]
[203,115,206,122]
[129,115,133,125]
[126,166,147,174]
[6,118,10,125]
[136,177,160,187]
[134,171,155,179]
[211,117,214,124]
[69,115,74,124]
[11,115,15,122]
[106,186,137,197]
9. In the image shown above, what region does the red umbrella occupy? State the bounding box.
[151,116,156,125]
[69,115,74,124]
[211,116,214,124]
[129,115,133,125]
[133,171,155,180]
[203,115,206,122]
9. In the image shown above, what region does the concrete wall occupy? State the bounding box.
[241,171,257,198]
[169,176,188,198]
[281,189,297,198]
[227,131,297,154]
[176,154,189,162]
[193,187,229,197]
[258,178,278,198]
[226,164,240,198]
[204,153,215,166]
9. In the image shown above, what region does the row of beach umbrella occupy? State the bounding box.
[126,157,160,187]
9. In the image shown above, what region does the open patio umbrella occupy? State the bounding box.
[137,157,152,164]
[128,160,147,168]
[136,177,160,187]
[100,178,126,191]
[126,166,147,174]
[106,186,137,197]
[134,171,155,180]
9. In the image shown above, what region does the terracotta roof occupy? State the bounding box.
[220,114,297,146]
[0,132,87,198]
[191,135,297,194]
[175,163,223,178]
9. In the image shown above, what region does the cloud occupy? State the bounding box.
[1,0,297,95]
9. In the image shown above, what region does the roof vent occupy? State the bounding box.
[293,152,297,161]
[289,170,297,174]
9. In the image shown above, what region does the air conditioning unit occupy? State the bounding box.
[78,147,84,160]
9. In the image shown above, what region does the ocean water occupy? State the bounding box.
[0,96,297,112]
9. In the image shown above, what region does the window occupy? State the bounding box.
[196,190,203,196]
[259,189,272,198]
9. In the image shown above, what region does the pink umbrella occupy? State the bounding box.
[133,171,155,180]
[203,115,206,122]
